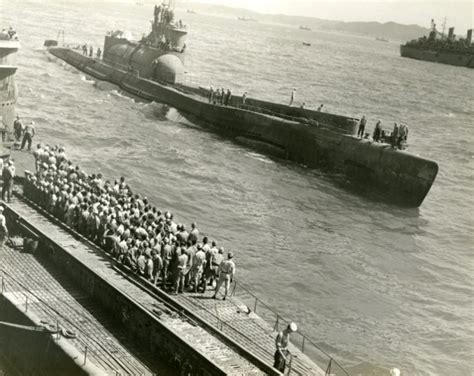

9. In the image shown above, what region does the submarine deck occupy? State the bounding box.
[5,149,328,375]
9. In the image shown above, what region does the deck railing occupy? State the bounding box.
[8,186,352,376]
[0,269,150,375]
[226,279,351,376]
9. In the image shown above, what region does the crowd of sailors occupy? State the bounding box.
[80,44,102,59]
[20,145,236,300]
[0,27,19,40]
[357,115,409,149]
[408,35,474,52]
[208,86,233,106]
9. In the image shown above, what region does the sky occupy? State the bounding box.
[192,0,474,33]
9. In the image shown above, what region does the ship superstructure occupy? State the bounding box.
[401,19,474,68]
[0,28,20,137]
[103,0,187,83]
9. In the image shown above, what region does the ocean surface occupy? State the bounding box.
[2,1,473,375]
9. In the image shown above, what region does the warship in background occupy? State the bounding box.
[400,19,474,68]
[238,16,258,22]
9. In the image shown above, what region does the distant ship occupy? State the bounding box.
[299,26,311,31]
[186,9,196,14]
[237,16,258,22]
[400,19,474,68]
[302,42,311,46]
[376,37,389,42]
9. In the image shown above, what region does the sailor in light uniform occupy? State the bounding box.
[289,88,296,106]
[0,206,8,250]
[212,251,235,300]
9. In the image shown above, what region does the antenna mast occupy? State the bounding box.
[441,17,447,39]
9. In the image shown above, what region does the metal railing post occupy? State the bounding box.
[25,294,28,312]
[325,357,332,376]
[274,315,279,331]
[287,353,294,376]
[301,335,305,353]
[83,346,88,365]
[231,281,237,297]
[254,297,258,313]
[1,276,4,293]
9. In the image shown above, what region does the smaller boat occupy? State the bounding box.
[299,26,311,31]
[376,37,389,42]
[186,9,196,14]
[238,16,258,22]
[302,42,311,46]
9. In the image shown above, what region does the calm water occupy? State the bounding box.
[2,1,473,375]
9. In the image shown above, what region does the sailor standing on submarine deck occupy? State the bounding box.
[289,88,296,106]
[358,115,367,138]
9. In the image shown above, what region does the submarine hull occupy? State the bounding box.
[48,47,438,207]
[400,45,474,68]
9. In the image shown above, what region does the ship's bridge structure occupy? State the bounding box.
[103,1,187,84]
[0,29,20,135]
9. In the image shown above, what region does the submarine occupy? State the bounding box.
[45,1,438,207]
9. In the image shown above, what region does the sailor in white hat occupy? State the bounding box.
[273,322,298,372]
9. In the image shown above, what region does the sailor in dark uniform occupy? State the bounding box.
[373,120,382,142]
[13,115,23,142]
[357,115,367,138]
[391,123,399,148]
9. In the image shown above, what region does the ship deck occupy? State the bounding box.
[4,149,328,375]
[1,244,162,375]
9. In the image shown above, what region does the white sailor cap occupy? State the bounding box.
[288,322,297,332]
[390,368,401,376]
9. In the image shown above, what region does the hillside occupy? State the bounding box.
[179,1,429,41]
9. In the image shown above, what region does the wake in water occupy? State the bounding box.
[80,74,95,84]
[94,81,118,92]
[244,151,274,164]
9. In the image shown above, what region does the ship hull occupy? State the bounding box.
[48,47,438,207]
[0,40,21,134]
[400,45,474,68]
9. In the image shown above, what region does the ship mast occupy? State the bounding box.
[441,17,447,39]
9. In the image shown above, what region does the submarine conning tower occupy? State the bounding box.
[0,27,20,137]
[103,1,187,84]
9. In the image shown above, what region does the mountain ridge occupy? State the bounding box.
[179,1,430,41]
